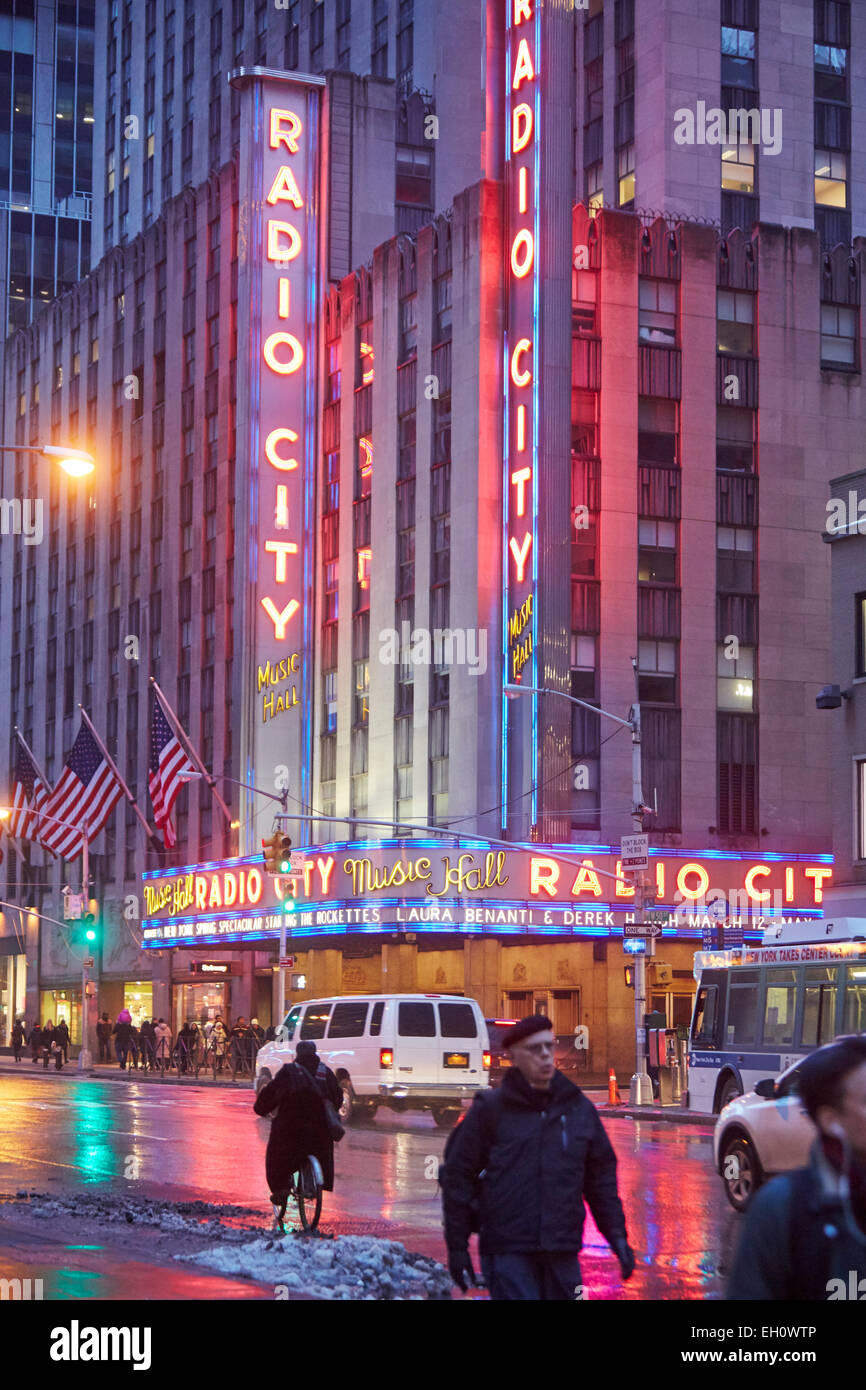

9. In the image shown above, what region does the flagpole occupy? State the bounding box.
[13,726,52,793]
[12,726,55,858]
[77,705,155,840]
[149,678,233,825]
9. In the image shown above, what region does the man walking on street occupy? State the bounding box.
[55,1018,70,1065]
[441,1014,635,1300]
[96,1013,111,1064]
[727,1035,866,1299]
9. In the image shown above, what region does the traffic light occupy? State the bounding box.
[262,832,281,875]
[277,834,292,873]
[624,964,636,989]
[69,913,100,956]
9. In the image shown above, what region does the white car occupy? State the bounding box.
[255,993,490,1127]
[713,1057,816,1211]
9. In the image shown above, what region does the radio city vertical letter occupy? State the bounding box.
[505,2,539,690]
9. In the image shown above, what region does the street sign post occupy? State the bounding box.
[623,922,664,939]
[620,834,649,871]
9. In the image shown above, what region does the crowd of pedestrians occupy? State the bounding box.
[8,1009,273,1074]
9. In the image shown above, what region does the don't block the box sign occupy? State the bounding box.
[231,67,324,848]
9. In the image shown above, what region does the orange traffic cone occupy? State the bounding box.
[608,1066,623,1106]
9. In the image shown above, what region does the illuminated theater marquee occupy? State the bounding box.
[140,843,833,947]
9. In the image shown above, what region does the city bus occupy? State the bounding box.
[687,917,866,1114]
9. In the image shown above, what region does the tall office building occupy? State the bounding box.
[0,0,94,340]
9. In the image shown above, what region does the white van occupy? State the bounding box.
[254,993,490,1126]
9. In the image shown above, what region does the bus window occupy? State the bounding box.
[691,985,719,1047]
[842,965,866,1033]
[800,966,839,1048]
[762,967,798,1046]
[726,970,759,1046]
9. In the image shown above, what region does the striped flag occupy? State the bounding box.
[7,734,51,842]
[148,694,195,848]
[40,720,124,859]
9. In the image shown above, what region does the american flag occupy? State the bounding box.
[40,721,125,859]
[148,695,195,848]
[6,735,51,841]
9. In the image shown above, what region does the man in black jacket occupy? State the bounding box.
[441,1014,635,1299]
[727,1035,866,1300]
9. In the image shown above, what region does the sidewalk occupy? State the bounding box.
[0,1054,253,1088]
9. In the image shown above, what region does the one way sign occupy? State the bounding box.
[623,922,664,939]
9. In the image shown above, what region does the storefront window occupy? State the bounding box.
[39,988,82,1045]
[0,953,27,1046]
[124,981,153,1027]
[174,982,228,1032]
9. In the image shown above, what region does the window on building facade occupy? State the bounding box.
[617,142,634,207]
[396,144,432,209]
[638,279,677,346]
[716,406,755,471]
[717,290,755,355]
[638,519,677,584]
[718,711,756,836]
[815,43,847,102]
[821,303,857,368]
[717,643,755,711]
[585,161,603,214]
[572,269,597,334]
[815,149,847,207]
[637,639,677,703]
[722,142,756,193]
[572,388,598,457]
[856,592,866,679]
[717,525,755,592]
[721,25,756,86]
[638,396,677,465]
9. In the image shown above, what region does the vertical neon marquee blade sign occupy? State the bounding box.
[232,68,324,852]
[502,1,540,834]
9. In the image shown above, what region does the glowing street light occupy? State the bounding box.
[0,442,96,476]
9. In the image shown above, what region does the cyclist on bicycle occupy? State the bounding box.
[253,1040,344,1231]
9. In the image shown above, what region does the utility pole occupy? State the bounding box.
[628,658,653,1106]
[78,825,93,1073]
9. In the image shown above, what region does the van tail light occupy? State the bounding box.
[380,1047,394,1069]
[483,1050,491,1070]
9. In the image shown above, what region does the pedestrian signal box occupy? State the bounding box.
[623,964,636,988]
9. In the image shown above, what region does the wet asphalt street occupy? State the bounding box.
[0,1065,736,1299]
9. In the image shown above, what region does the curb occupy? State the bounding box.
[596,1104,713,1126]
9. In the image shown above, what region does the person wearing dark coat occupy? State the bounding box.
[139,1018,156,1071]
[29,1021,43,1063]
[41,1021,57,1069]
[253,1040,344,1225]
[11,1018,26,1062]
[727,1035,866,1300]
[55,1019,70,1064]
[96,1013,112,1064]
[113,1015,133,1069]
[441,1014,635,1300]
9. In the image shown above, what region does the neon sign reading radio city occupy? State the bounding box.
[260,105,307,645]
[506,0,539,683]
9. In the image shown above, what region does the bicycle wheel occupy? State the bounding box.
[296,1159,323,1232]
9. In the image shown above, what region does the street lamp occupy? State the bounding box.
[0,804,95,1072]
[0,443,96,476]
[504,669,655,1105]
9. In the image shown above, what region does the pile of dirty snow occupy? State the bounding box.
[176,1233,452,1300]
